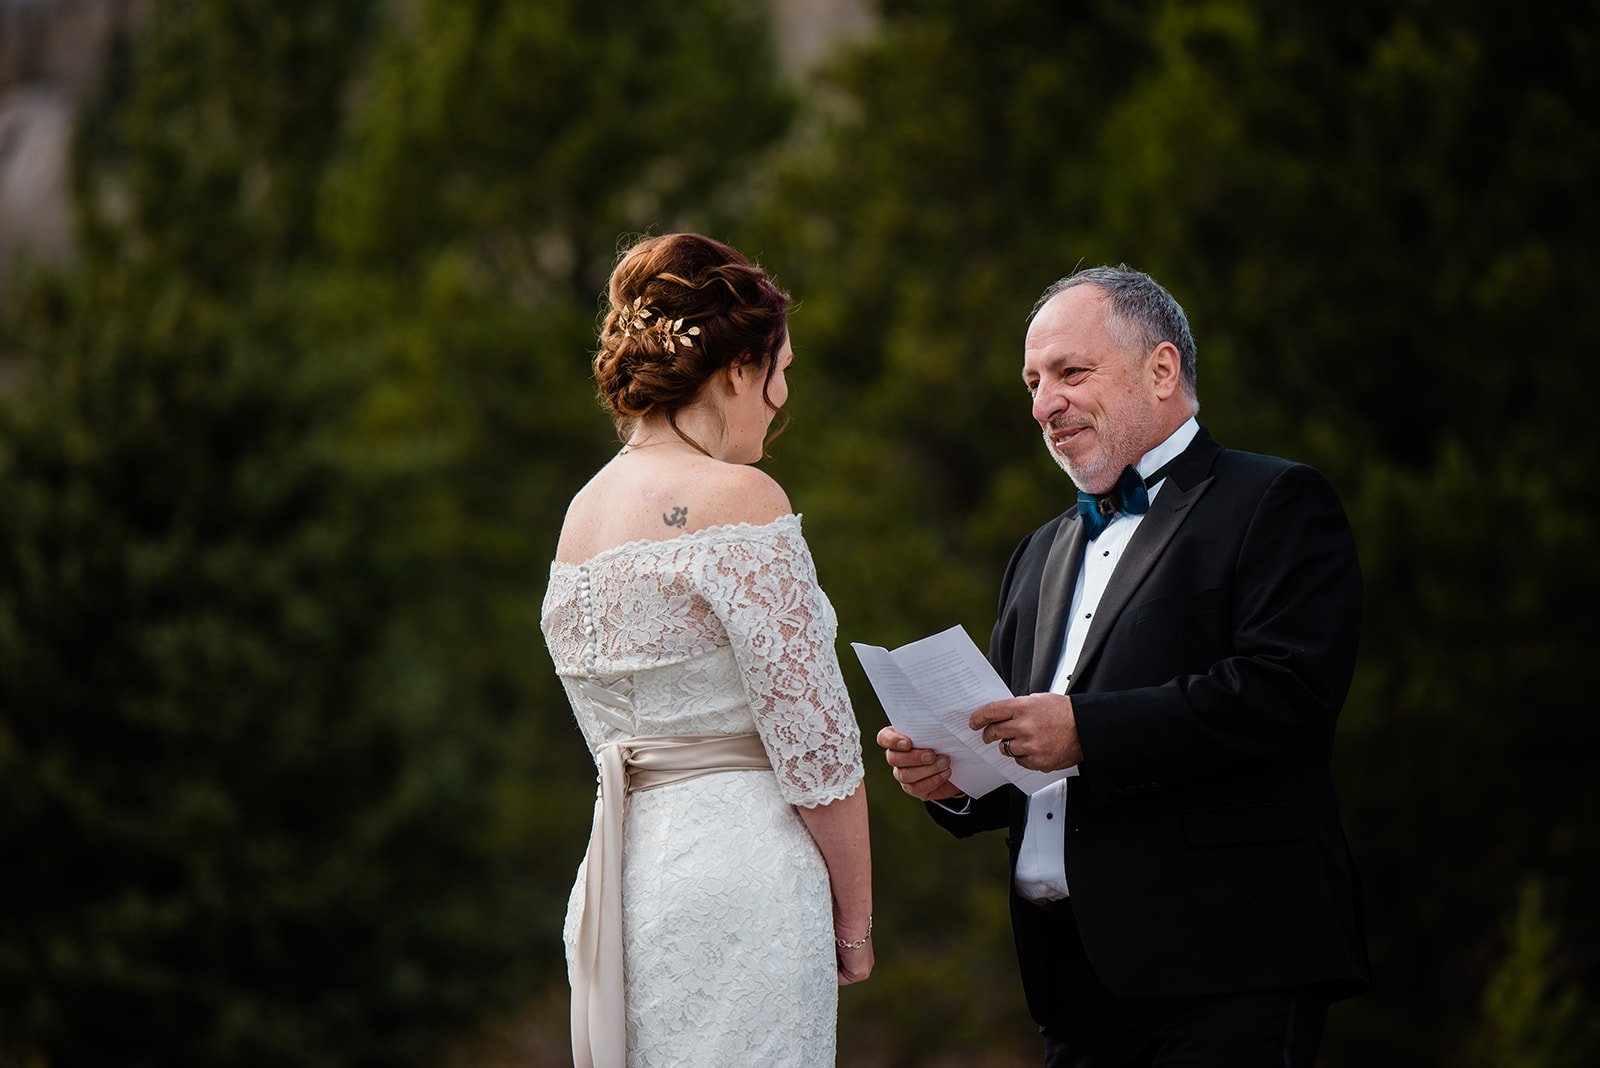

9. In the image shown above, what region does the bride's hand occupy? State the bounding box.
[837,940,874,985]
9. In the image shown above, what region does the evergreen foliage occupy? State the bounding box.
[309,5,797,1048]
[1,0,797,1063]
[1,0,1595,1064]
[1466,876,1597,1068]
[0,275,518,1067]
[315,0,796,775]
[744,1,1600,1061]
[0,2,529,1062]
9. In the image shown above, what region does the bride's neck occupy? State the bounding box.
[625,411,727,460]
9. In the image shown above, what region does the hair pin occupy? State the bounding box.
[619,297,701,352]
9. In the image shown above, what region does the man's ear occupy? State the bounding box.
[1149,342,1181,400]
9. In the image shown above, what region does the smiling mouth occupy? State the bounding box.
[1050,425,1090,448]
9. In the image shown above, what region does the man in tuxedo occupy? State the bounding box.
[878,266,1368,1066]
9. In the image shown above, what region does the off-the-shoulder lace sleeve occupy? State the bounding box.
[699,520,864,807]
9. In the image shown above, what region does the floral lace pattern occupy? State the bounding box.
[542,514,863,807]
[541,514,862,1066]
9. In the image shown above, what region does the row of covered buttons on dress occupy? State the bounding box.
[575,563,636,733]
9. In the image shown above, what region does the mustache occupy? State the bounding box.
[1046,419,1091,433]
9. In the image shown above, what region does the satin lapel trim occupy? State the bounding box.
[1028,514,1086,695]
[1069,475,1216,690]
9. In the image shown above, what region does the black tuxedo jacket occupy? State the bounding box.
[929,427,1369,1020]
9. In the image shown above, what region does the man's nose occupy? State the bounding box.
[1032,383,1063,425]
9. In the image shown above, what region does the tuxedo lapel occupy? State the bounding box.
[1069,472,1215,689]
[1028,513,1086,695]
[1023,427,1223,697]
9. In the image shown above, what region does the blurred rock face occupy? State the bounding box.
[0,0,866,294]
[0,0,148,290]
[0,87,73,288]
[773,0,874,78]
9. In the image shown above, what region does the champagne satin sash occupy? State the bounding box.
[570,732,772,1068]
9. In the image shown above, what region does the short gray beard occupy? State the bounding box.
[1041,425,1115,493]
[1042,401,1159,494]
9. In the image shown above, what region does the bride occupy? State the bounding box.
[541,233,873,1067]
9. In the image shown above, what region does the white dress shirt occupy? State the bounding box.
[1012,417,1200,902]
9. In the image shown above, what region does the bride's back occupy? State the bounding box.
[555,447,791,567]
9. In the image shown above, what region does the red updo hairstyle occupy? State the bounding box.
[593,233,791,454]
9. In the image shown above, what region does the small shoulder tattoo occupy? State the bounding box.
[663,506,688,529]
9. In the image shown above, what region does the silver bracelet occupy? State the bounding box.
[834,916,872,950]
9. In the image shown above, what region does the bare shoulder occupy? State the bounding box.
[553,468,611,563]
[696,462,794,528]
[552,457,794,565]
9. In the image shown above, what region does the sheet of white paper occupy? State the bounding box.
[852,642,1008,797]
[851,625,1074,796]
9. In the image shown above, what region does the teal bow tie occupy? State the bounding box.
[1077,465,1150,540]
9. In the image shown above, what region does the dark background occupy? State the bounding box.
[2,1,1596,1064]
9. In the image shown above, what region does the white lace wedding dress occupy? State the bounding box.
[541,514,863,1067]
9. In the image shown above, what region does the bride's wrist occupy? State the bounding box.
[833,905,871,932]
[833,914,872,950]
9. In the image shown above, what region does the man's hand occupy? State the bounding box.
[875,726,963,801]
[970,692,1082,771]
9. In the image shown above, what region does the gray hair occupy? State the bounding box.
[1031,265,1198,403]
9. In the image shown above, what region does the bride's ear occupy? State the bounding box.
[724,358,758,396]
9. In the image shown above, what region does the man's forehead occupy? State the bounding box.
[1025,316,1095,359]
[1034,285,1121,341]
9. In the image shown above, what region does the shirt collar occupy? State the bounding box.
[1136,416,1200,483]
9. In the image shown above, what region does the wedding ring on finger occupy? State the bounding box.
[1000,738,1015,759]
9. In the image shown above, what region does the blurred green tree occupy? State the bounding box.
[0,1,531,1063]
[313,1,797,1031]
[4,0,1595,1063]
[744,4,1162,1061]
[1074,4,1600,1057]
[2,0,798,1059]
[743,0,1600,1063]
[1464,875,1597,1068]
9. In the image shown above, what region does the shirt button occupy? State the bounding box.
[1045,812,1054,820]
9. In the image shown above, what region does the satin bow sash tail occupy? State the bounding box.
[570,732,773,1068]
